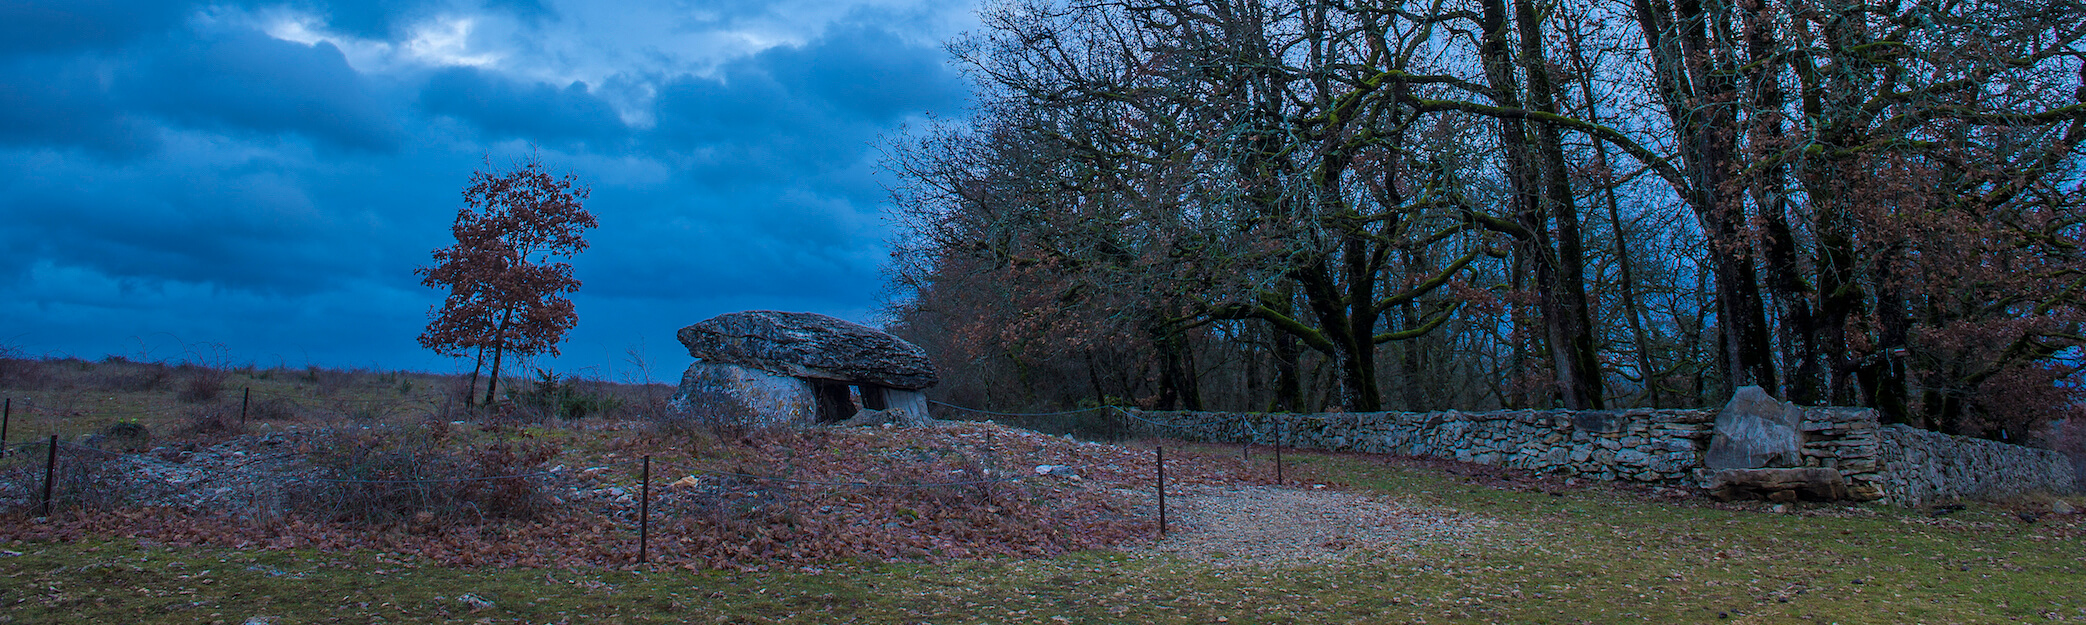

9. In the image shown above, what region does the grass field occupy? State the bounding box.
[2,357,2083,624]
[6,449,2084,624]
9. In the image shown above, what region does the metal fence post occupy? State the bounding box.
[2,397,10,457]
[1156,445,1166,537]
[639,455,651,564]
[241,388,251,425]
[40,435,58,517]
[1275,421,1285,484]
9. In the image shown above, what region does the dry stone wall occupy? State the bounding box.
[1787,407,1885,500]
[1127,409,1717,483]
[1875,425,2077,506]
[1128,406,2077,505]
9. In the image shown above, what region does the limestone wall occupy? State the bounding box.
[1874,425,2078,506]
[1788,407,1885,500]
[1126,409,1717,483]
[1126,407,2077,504]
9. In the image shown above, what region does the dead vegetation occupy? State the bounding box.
[5,357,1400,570]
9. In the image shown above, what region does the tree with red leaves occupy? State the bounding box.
[418,156,596,406]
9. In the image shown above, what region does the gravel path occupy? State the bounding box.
[1138,484,1501,566]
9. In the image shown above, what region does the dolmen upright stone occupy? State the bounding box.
[669,310,938,426]
[1705,386,1802,470]
[1704,386,1852,501]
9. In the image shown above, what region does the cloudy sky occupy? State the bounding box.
[0,0,977,379]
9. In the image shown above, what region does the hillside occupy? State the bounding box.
[1,357,2083,623]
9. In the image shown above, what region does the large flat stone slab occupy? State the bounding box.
[677,311,937,390]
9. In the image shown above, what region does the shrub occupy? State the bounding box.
[248,397,298,421]
[177,405,248,441]
[0,346,51,390]
[177,370,226,403]
[515,369,624,420]
[87,421,152,452]
[282,427,558,527]
[91,362,172,393]
[0,440,129,515]
[2052,418,2086,492]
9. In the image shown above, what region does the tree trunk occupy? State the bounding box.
[1634,0,1779,395]
[1737,0,1821,406]
[1514,0,1602,409]
[466,344,486,408]
[1153,325,1204,411]
[1565,23,1658,408]
[485,308,513,406]
[1268,291,1304,412]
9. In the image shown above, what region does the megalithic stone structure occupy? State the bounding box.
[669,311,938,426]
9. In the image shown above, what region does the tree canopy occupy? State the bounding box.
[885,0,2086,444]
[419,156,597,406]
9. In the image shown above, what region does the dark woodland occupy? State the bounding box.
[883,0,2086,451]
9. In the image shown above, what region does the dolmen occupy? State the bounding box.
[670,310,938,426]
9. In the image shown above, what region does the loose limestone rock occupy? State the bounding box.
[1704,386,1802,470]
[1709,467,1851,502]
[837,407,936,428]
[677,310,937,390]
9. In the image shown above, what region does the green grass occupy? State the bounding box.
[6,449,2082,624]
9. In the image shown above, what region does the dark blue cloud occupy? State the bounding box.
[0,0,197,54]
[0,2,975,375]
[118,29,402,151]
[419,67,627,147]
[286,0,554,39]
[764,25,966,122]
[0,56,161,156]
[647,24,963,186]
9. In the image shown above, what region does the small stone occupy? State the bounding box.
[1770,504,1787,514]
[1034,465,1077,477]
[2053,500,2076,515]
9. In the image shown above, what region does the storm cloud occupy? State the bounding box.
[0,0,975,375]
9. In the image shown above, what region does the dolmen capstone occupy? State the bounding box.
[670,310,938,426]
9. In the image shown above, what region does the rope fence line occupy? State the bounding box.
[928,400,1293,486]
[3,397,1321,564]
[926,400,1112,418]
[290,459,646,485]
[653,461,1029,489]
[2,440,1031,492]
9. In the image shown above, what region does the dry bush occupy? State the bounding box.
[281,427,558,527]
[0,347,52,390]
[630,425,1155,569]
[0,442,131,516]
[177,368,226,403]
[247,397,299,421]
[90,360,173,393]
[176,404,249,442]
[86,421,153,453]
[2053,418,2086,492]
[512,369,625,420]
